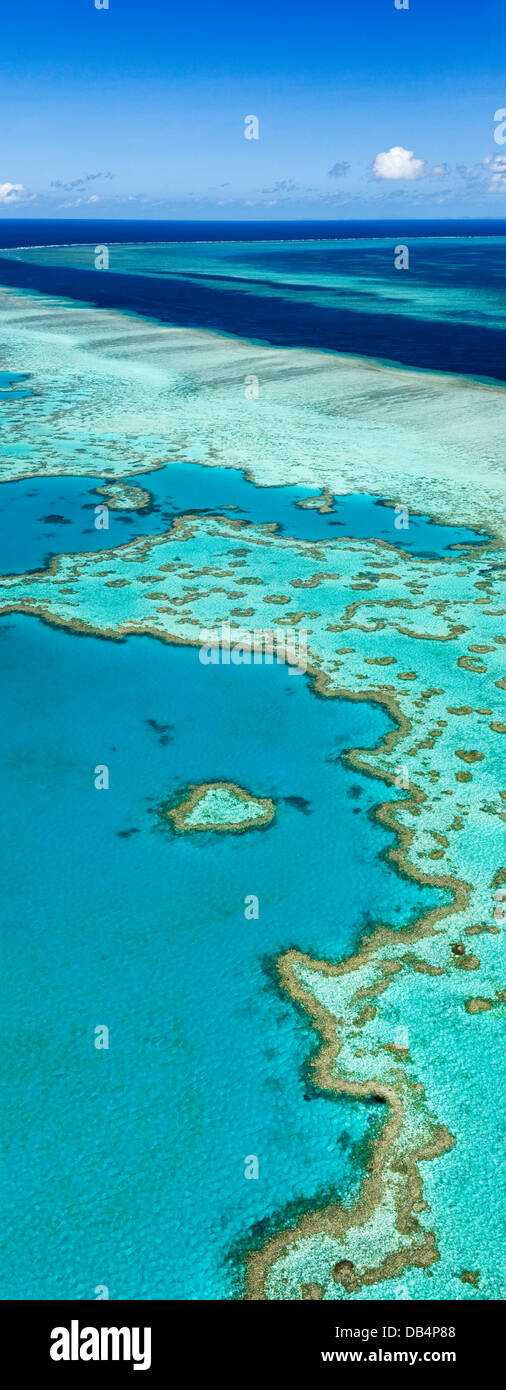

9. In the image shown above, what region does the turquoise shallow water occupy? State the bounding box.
[0,615,443,1300]
[0,463,487,577]
[1,231,504,1303]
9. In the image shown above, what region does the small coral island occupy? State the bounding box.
[164,781,275,834]
[95,481,151,511]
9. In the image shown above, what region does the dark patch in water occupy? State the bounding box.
[283,794,313,814]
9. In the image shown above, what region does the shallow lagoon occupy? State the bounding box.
[0,462,487,577]
[0,616,442,1299]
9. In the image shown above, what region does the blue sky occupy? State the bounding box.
[1,0,505,218]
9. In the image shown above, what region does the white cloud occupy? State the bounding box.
[457,163,483,182]
[0,181,25,204]
[261,179,299,194]
[328,161,350,178]
[484,154,506,191]
[372,146,426,180]
[58,193,101,207]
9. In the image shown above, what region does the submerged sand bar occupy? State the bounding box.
[1,285,506,539]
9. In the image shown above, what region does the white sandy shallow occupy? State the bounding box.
[1,285,505,539]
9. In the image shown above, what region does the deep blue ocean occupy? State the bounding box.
[1,218,505,248]
[1,219,506,379]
